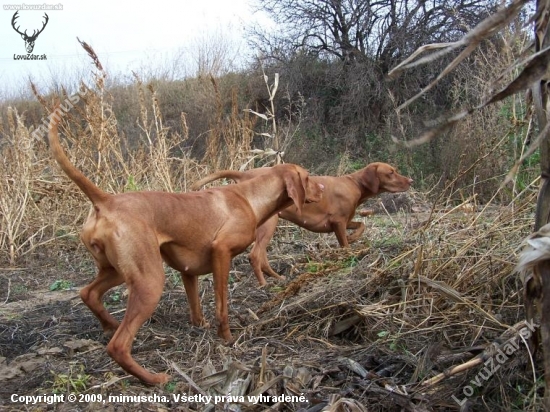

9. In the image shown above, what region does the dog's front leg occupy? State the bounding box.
[211,244,234,343]
[249,215,286,286]
[332,222,350,247]
[346,221,365,244]
[181,273,209,328]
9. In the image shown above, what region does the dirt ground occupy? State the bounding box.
[0,195,542,411]
[0,242,381,412]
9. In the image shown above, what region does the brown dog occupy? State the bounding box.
[48,107,323,384]
[192,163,413,286]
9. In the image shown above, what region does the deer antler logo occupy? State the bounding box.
[11,11,49,54]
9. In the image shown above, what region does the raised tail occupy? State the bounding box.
[190,170,249,191]
[48,103,109,204]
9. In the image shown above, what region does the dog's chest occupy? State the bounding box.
[159,242,214,276]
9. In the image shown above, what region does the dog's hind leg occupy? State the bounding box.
[102,234,169,385]
[80,267,124,335]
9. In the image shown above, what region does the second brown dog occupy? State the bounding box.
[192,162,413,286]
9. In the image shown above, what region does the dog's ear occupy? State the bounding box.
[285,170,306,215]
[362,164,380,193]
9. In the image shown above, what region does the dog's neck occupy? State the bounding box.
[232,177,291,226]
[348,171,384,203]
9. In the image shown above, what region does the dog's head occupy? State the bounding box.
[360,162,413,194]
[281,164,324,215]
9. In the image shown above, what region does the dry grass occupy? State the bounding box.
[202,75,256,171]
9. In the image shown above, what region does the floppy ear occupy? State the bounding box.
[285,171,306,216]
[362,165,380,193]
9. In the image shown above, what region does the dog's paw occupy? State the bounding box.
[191,316,210,329]
[155,373,171,385]
[143,372,171,385]
[218,327,234,344]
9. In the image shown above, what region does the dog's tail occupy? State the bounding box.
[48,103,109,204]
[190,170,249,191]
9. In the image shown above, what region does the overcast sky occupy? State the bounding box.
[1,0,269,98]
